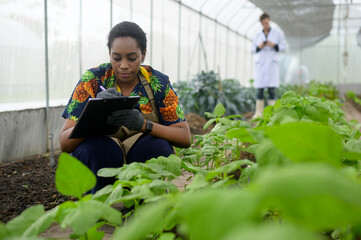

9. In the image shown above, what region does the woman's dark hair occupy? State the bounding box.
[260,13,270,21]
[107,21,147,53]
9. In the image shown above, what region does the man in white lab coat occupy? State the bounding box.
[251,13,286,118]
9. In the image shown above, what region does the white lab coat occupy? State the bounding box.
[251,28,286,88]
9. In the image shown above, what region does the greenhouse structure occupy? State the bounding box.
[1,0,361,239]
[1,0,361,162]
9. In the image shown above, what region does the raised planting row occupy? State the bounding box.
[1,90,361,240]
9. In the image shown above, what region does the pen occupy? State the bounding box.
[100,86,106,91]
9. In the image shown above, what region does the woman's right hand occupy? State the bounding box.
[96,87,122,99]
[107,109,145,131]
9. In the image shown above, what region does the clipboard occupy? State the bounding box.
[69,96,140,139]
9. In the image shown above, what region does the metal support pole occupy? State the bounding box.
[343,0,349,83]
[110,0,113,29]
[48,134,54,167]
[225,28,229,78]
[235,35,239,81]
[150,0,153,65]
[198,14,202,73]
[43,0,50,152]
[213,21,217,70]
[243,39,247,85]
[186,9,192,81]
[177,0,182,81]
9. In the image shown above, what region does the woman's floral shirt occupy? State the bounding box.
[62,63,185,125]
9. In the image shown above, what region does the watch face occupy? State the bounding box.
[146,120,153,132]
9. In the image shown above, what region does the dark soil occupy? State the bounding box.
[0,152,72,223]
[185,113,211,135]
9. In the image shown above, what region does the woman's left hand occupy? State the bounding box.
[107,109,144,131]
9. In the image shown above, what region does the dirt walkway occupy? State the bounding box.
[342,100,361,123]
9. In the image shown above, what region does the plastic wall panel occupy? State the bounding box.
[81,0,110,71]
[178,7,192,81]
[112,0,131,23]
[0,0,254,110]
[216,25,228,80]
[200,17,214,73]
[131,0,151,65]
[286,34,361,85]
[151,0,166,72]
[180,7,201,81]
[47,0,81,103]
[161,0,180,82]
[0,0,45,106]
[226,32,237,80]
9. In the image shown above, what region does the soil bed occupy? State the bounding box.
[0,152,73,223]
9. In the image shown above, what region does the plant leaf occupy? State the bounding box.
[280,91,302,107]
[5,205,44,237]
[22,207,59,237]
[105,184,124,206]
[203,119,215,130]
[222,223,323,240]
[158,232,176,240]
[213,103,225,117]
[178,189,257,240]
[56,153,96,199]
[149,179,178,194]
[92,185,114,200]
[97,167,122,177]
[266,122,342,166]
[255,163,361,230]
[206,160,254,180]
[226,128,256,143]
[147,155,182,177]
[181,161,208,176]
[255,139,290,167]
[111,200,170,240]
[61,200,122,235]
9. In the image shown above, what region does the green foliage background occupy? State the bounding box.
[173,71,257,117]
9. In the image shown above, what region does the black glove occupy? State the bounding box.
[107,109,144,131]
[96,87,122,99]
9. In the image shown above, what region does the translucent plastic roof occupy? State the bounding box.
[181,0,361,50]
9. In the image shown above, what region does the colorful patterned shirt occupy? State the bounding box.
[62,63,185,126]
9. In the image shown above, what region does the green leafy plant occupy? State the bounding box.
[179,103,249,171]
[306,80,340,101]
[346,91,361,109]
[112,120,361,240]
[253,90,357,141]
[173,71,256,117]
[0,153,122,240]
[2,89,361,240]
